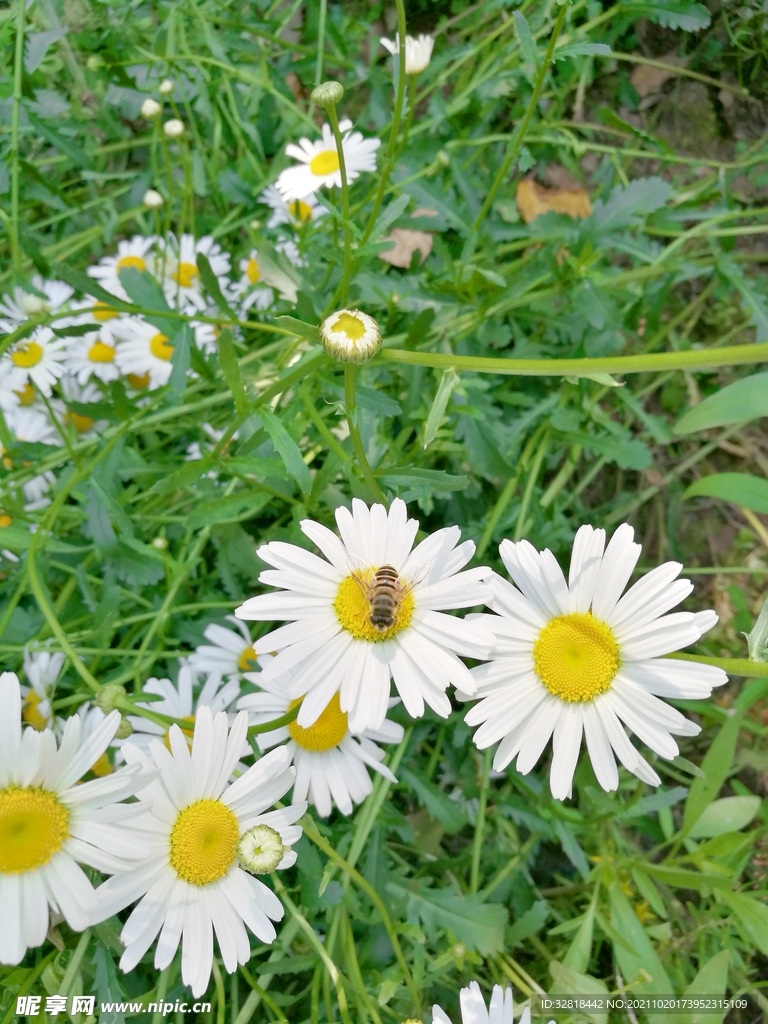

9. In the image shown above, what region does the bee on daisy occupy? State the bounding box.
[235,498,494,735]
[86,235,158,302]
[239,654,405,818]
[463,525,728,800]
[275,118,381,203]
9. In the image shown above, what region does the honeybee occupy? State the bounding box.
[350,562,428,633]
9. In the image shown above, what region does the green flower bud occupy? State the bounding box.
[115,717,134,740]
[96,683,126,714]
[311,81,344,109]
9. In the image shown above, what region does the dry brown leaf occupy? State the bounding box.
[630,53,688,98]
[515,179,592,224]
[379,228,433,268]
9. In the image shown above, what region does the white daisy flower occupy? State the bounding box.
[260,184,326,229]
[2,326,67,396]
[90,707,307,998]
[275,118,381,203]
[67,296,125,337]
[464,525,728,800]
[155,233,231,312]
[59,377,109,439]
[113,317,175,390]
[0,372,28,413]
[235,498,493,734]
[73,703,115,777]
[0,277,74,326]
[0,672,151,965]
[432,981,552,1024]
[113,661,243,761]
[20,647,66,731]
[4,405,60,452]
[232,250,274,314]
[239,655,404,818]
[64,329,121,385]
[188,615,257,681]
[380,33,435,75]
[86,235,158,302]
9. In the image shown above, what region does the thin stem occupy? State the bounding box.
[470,747,493,894]
[665,653,768,678]
[308,0,328,120]
[514,428,550,541]
[301,382,350,464]
[344,365,387,503]
[9,0,25,275]
[477,473,519,560]
[326,104,353,307]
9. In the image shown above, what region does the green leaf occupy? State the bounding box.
[26,108,90,168]
[118,266,171,315]
[399,767,467,833]
[590,176,673,233]
[424,370,459,448]
[355,385,402,417]
[274,315,319,342]
[196,253,233,315]
[683,473,768,514]
[553,818,589,878]
[641,865,734,891]
[378,466,469,493]
[676,951,730,1024]
[623,786,688,818]
[400,883,507,955]
[688,795,762,837]
[720,890,768,956]
[513,11,539,67]
[55,263,134,309]
[683,711,741,835]
[631,868,667,919]
[149,459,214,495]
[559,430,652,470]
[716,256,768,342]
[622,0,711,31]
[187,492,272,529]
[24,27,69,73]
[260,408,312,494]
[549,961,608,1024]
[552,41,612,62]
[0,524,84,554]
[370,193,412,241]
[675,372,768,433]
[216,327,248,414]
[109,537,165,586]
[561,901,596,973]
[169,322,191,396]
[608,882,673,993]
[92,945,126,1024]
[506,899,550,946]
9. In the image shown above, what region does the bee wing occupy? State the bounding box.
[346,552,369,575]
[400,562,431,594]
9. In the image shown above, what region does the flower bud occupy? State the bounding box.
[141,97,162,119]
[163,118,185,138]
[143,189,164,209]
[158,78,174,95]
[319,308,381,364]
[237,824,288,874]
[86,55,103,72]
[96,682,127,714]
[21,293,47,316]
[115,717,134,740]
[151,535,168,550]
[310,80,344,109]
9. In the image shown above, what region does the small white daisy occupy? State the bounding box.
[0,277,74,326]
[73,703,115,777]
[86,235,158,302]
[188,615,258,681]
[155,233,232,312]
[2,327,67,396]
[0,672,151,965]
[260,183,326,229]
[5,405,60,450]
[64,329,121,385]
[0,372,28,413]
[59,377,109,439]
[20,647,66,732]
[380,33,435,75]
[235,498,494,734]
[275,118,381,203]
[464,525,728,800]
[432,981,552,1024]
[113,317,175,389]
[234,251,275,313]
[90,707,307,998]
[239,656,404,817]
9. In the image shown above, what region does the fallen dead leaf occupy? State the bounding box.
[630,53,688,98]
[515,178,592,223]
[379,227,433,268]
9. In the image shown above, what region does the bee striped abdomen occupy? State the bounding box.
[368,564,400,632]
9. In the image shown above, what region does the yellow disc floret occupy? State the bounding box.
[88,340,115,362]
[11,342,43,368]
[128,372,150,388]
[246,259,261,285]
[169,798,240,885]
[93,302,118,322]
[533,611,619,702]
[334,570,414,642]
[238,646,258,672]
[174,263,199,288]
[289,200,313,222]
[22,691,49,731]
[310,150,340,176]
[332,312,366,340]
[150,333,173,361]
[0,786,69,874]
[117,255,146,273]
[288,693,348,751]
[14,384,36,406]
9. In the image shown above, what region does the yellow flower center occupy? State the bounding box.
[117,255,146,273]
[334,570,414,642]
[246,259,261,285]
[0,786,69,874]
[0,513,12,528]
[163,716,196,752]
[331,312,366,340]
[169,798,240,885]
[66,412,94,433]
[14,384,36,406]
[238,646,258,672]
[533,611,619,702]
[289,200,313,222]
[22,691,49,731]
[173,262,199,288]
[150,333,173,361]
[89,751,114,777]
[11,342,43,368]
[93,302,118,322]
[88,340,115,363]
[128,372,150,388]
[309,150,340,176]
[287,693,348,751]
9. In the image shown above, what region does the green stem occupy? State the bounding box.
[665,653,768,678]
[326,104,353,307]
[470,747,493,894]
[514,428,550,541]
[59,929,91,998]
[301,383,350,464]
[467,0,571,249]
[378,341,768,377]
[309,0,328,120]
[477,473,519,560]
[344,365,387,503]
[9,0,25,276]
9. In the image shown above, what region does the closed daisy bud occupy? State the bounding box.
[142,188,164,209]
[237,824,288,874]
[96,682,127,714]
[311,80,344,109]
[115,717,133,740]
[163,118,184,138]
[158,78,174,95]
[20,293,47,316]
[319,308,381,363]
[141,98,162,119]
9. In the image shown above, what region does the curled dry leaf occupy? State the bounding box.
[515,178,592,223]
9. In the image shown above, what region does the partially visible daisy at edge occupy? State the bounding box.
[239,654,405,817]
[234,250,275,313]
[432,980,554,1024]
[0,672,152,965]
[20,647,65,731]
[235,498,494,734]
[260,183,326,228]
[188,615,257,682]
[462,524,728,800]
[275,118,381,203]
[2,327,67,396]
[89,707,307,998]
[0,276,74,327]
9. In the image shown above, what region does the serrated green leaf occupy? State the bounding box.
[591,176,673,233]
[507,899,550,946]
[27,108,89,168]
[688,796,761,838]
[260,408,312,494]
[720,890,768,956]
[187,491,272,528]
[717,257,768,342]
[400,883,507,955]
[622,0,711,31]
[513,11,539,67]
[399,767,467,833]
[683,473,768,514]
[24,27,69,73]
[552,41,612,62]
